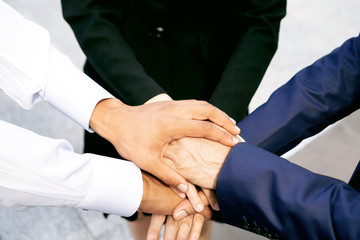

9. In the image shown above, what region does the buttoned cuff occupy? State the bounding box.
[78,154,143,217]
[44,46,113,131]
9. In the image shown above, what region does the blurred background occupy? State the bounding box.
[1,0,360,239]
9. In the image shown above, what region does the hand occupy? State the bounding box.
[141,175,212,240]
[139,172,213,216]
[89,98,240,193]
[147,214,206,240]
[163,137,239,189]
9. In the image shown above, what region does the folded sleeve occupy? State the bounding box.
[44,45,114,130]
[0,1,113,131]
[0,120,142,217]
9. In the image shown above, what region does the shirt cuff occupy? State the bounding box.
[44,46,113,131]
[78,154,143,217]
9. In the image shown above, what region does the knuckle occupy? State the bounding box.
[199,121,212,131]
[220,129,230,139]
[202,124,222,139]
[193,214,205,224]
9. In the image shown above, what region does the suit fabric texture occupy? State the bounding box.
[217,34,360,239]
[61,0,286,120]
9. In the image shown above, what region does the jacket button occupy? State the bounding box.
[155,27,164,38]
[254,227,262,234]
[241,222,250,230]
[262,232,271,237]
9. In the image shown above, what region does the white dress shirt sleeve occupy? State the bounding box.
[0,1,143,216]
[0,0,113,131]
[0,120,143,217]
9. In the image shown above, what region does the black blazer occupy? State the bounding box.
[62,0,286,221]
[62,0,286,121]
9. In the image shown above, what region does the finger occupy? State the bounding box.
[147,215,166,240]
[173,192,212,221]
[172,119,240,147]
[188,214,205,240]
[186,183,204,213]
[199,205,214,220]
[164,215,179,240]
[173,201,213,221]
[202,188,219,211]
[153,163,188,193]
[186,101,241,136]
[170,185,186,199]
[176,215,193,240]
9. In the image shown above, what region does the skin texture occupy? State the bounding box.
[145,187,213,240]
[89,98,240,194]
[139,172,212,217]
[164,137,234,189]
[89,97,239,240]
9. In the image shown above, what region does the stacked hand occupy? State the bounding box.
[139,172,213,240]
[89,96,242,239]
[150,137,237,239]
[89,98,240,194]
[141,136,240,239]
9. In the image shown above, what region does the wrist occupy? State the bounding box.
[139,171,182,215]
[89,98,128,141]
[139,172,150,211]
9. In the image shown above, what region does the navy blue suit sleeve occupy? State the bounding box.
[217,143,360,240]
[239,34,360,155]
[217,35,360,239]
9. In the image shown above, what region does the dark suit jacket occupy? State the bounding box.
[217,34,360,239]
[62,0,286,120]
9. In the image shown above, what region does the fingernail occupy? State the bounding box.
[234,125,241,133]
[178,192,186,199]
[213,202,220,211]
[233,136,240,144]
[195,203,204,212]
[229,117,236,124]
[237,135,245,142]
[177,183,187,193]
[175,210,188,220]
